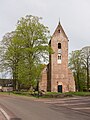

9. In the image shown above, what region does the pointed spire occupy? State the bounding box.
[52,20,68,39]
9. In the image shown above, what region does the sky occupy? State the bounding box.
[0,0,90,52]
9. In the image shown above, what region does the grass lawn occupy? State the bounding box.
[0,91,90,98]
[67,92,90,96]
[46,91,90,95]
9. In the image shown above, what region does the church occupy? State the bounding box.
[39,22,75,93]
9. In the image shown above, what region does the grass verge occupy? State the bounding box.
[0,91,90,98]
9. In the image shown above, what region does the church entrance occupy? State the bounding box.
[58,85,62,92]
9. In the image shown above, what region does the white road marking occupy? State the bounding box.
[0,107,10,120]
[72,107,90,110]
[53,102,89,106]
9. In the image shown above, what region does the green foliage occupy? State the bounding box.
[66,92,90,96]
[81,47,90,91]
[0,15,52,90]
[69,48,90,91]
[69,50,84,91]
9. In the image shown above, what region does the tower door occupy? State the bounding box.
[58,85,62,93]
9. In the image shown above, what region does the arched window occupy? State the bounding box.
[58,43,61,53]
[58,55,61,59]
[58,43,61,49]
[58,43,62,64]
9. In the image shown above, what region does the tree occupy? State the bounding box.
[81,46,90,91]
[0,15,51,90]
[15,15,51,89]
[69,50,86,91]
[0,31,23,90]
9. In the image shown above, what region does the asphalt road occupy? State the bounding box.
[0,94,90,120]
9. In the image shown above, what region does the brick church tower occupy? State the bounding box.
[39,22,75,92]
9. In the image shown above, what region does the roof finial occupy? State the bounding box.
[59,18,60,25]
